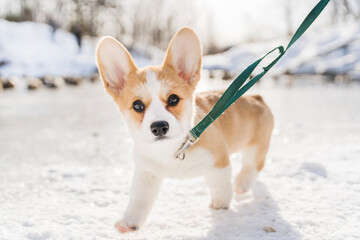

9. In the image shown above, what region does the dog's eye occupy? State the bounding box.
[133,100,145,112]
[167,94,180,106]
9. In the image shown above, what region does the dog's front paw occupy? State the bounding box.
[115,221,139,234]
[209,198,230,210]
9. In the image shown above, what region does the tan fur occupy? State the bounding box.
[190,91,274,170]
[97,28,273,172]
[156,66,196,120]
[98,54,273,171]
[99,64,197,127]
[97,28,201,129]
[96,28,275,233]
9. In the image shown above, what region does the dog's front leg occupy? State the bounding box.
[204,164,232,210]
[116,169,162,233]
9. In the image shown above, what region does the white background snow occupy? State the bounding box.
[1,78,360,240]
[0,19,156,78]
[202,20,360,80]
[1,18,360,79]
[0,19,97,78]
[1,12,360,240]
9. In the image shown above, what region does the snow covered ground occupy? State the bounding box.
[1,78,359,240]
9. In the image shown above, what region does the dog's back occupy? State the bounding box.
[193,90,274,177]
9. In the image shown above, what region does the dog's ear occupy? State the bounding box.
[163,27,202,85]
[96,37,137,97]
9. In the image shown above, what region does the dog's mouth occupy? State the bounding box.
[154,136,168,141]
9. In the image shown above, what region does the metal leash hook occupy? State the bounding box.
[175,134,198,160]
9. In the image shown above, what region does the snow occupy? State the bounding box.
[203,20,360,80]
[0,20,155,78]
[0,19,97,78]
[1,78,360,239]
[1,19,359,80]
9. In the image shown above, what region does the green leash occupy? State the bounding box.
[176,0,330,160]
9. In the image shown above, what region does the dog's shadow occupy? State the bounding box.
[189,182,301,240]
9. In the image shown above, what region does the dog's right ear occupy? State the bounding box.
[96,37,137,97]
[163,27,202,87]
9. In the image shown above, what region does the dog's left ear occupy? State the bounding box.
[163,27,202,85]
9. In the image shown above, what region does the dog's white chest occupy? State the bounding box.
[136,147,215,179]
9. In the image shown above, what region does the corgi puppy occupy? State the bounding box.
[96,27,274,233]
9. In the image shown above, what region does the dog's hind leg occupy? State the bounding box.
[234,143,269,194]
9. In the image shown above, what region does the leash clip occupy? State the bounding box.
[175,134,198,161]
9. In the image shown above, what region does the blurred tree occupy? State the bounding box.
[1,0,217,52]
[2,0,360,52]
[124,0,197,50]
[331,0,360,22]
[285,0,293,36]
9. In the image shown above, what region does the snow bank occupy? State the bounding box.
[1,18,358,80]
[203,21,360,79]
[0,19,97,77]
[0,20,160,78]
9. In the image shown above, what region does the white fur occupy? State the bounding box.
[119,144,217,230]
[135,146,215,178]
[204,165,232,209]
[100,29,262,232]
[118,170,162,229]
[140,71,182,142]
[234,146,259,193]
[124,70,191,150]
[119,70,220,231]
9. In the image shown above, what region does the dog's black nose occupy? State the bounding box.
[150,121,169,137]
